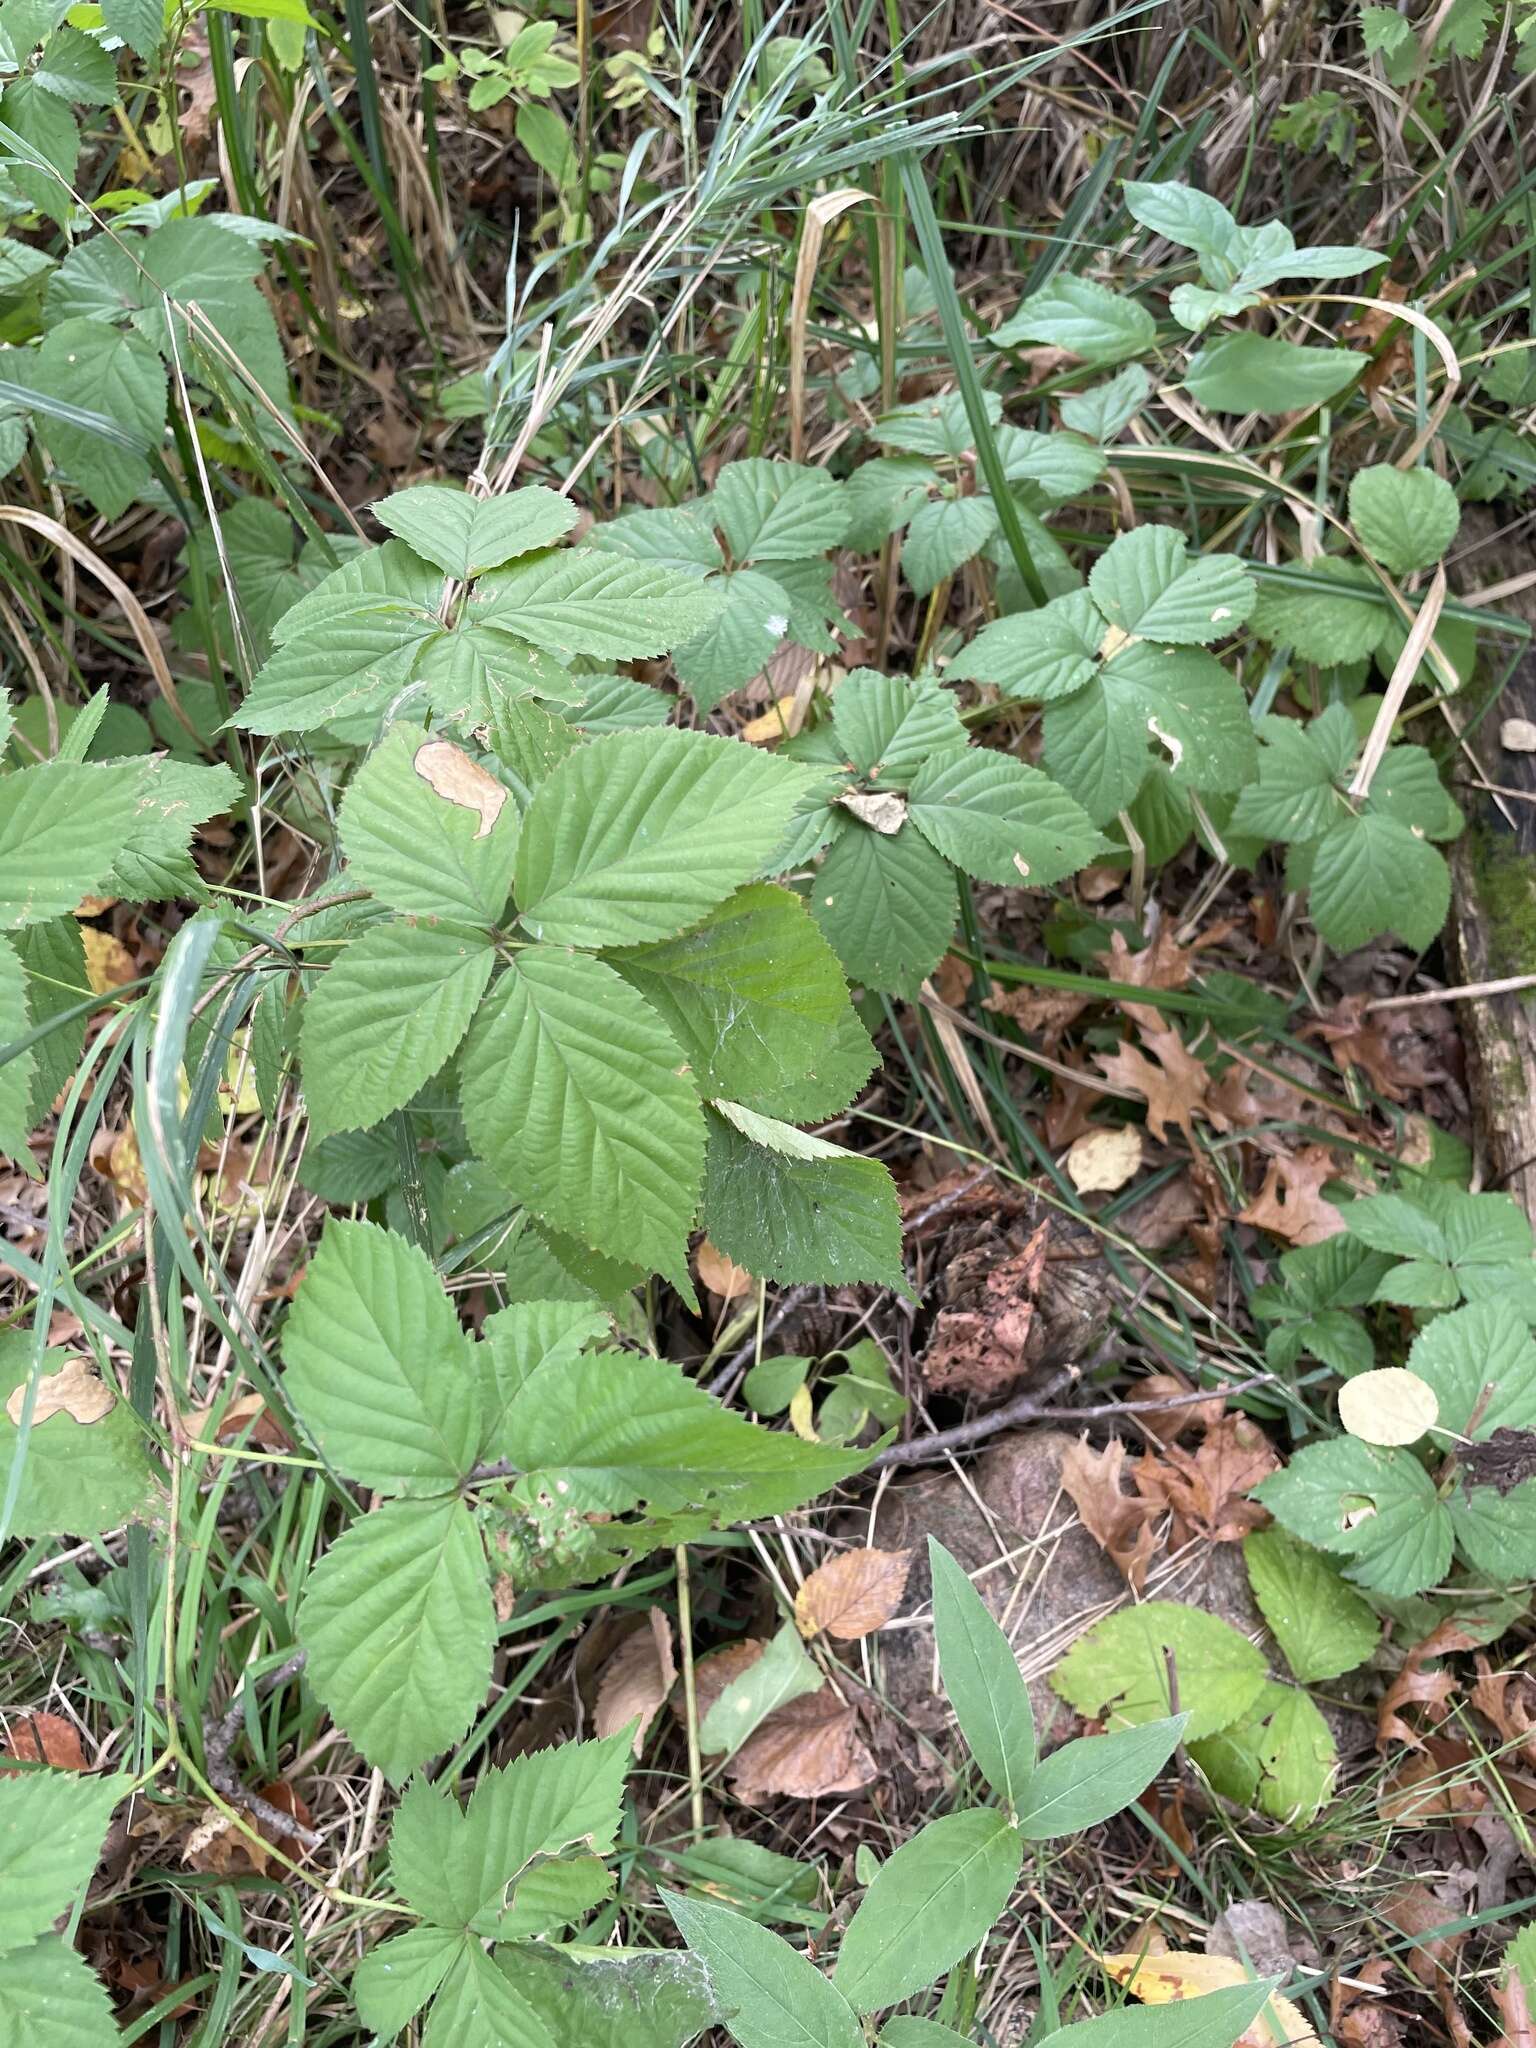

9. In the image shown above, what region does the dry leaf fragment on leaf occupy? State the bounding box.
[839,790,907,834]
[794,1547,913,1642]
[1239,1144,1344,1246]
[1100,1952,1316,2044]
[695,1238,754,1302]
[5,1354,117,1426]
[412,740,507,837]
[1066,1124,1143,1194]
[594,1610,676,1754]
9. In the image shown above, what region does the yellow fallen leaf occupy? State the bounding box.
[740,695,800,744]
[794,1545,913,1641]
[81,928,134,995]
[5,1354,116,1426]
[1101,1953,1316,2044]
[695,1238,754,1301]
[1338,1367,1437,1447]
[1066,1123,1143,1194]
[413,740,507,837]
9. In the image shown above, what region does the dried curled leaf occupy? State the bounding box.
[1066,1124,1143,1193]
[594,1609,676,1754]
[413,739,507,837]
[794,1545,913,1642]
[5,1354,116,1426]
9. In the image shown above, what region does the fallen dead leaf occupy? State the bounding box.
[1377,1623,1477,1753]
[1100,1952,1316,2044]
[740,694,801,744]
[1095,1023,1220,1145]
[921,1219,1051,1397]
[184,1391,292,1452]
[1066,1123,1142,1194]
[81,928,135,995]
[983,982,1087,1046]
[1060,1437,1158,1591]
[5,1354,116,1427]
[1331,1958,1404,2048]
[413,740,507,837]
[695,1238,754,1302]
[794,1547,913,1642]
[594,1610,676,1753]
[1304,993,1438,1103]
[1136,1414,1278,1545]
[1239,1145,1345,1245]
[932,953,974,1009]
[839,790,906,834]
[730,1687,877,1801]
[1,1711,87,1773]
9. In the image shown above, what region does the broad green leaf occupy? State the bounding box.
[1253,1439,1454,1596]
[907,745,1102,887]
[100,0,164,56]
[1087,527,1255,646]
[299,1494,493,1782]
[1014,1716,1186,1840]
[338,723,519,924]
[702,1105,905,1293]
[0,1941,119,2048]
[390,1733,630,1932]
[28,317,166,517]
[0,760,141,928]
[811,821,957,993]
[515,728,812,948]
[1188,1680,1336,1822]
[608,884,852,1103]
[1449,1476,1536,1580]
[499,1944,716,2048]
[280,1217,481,1494]
[927,1537,1035,1808]
[1228,710,1350,844]
[1405,1299,1536,1437]
[737,999,879,1125]
[1033,1981,1279,2048]
[1348,463,1460,575]
[1051,1602,1266,1740]
[1367,746,1464,841]
[876,388,1001,459]
[1122,180,1238,266]
[829,669,967,786]
[1244,241,1386,286]
[902,494,999,593]
[833,1808,1022,2014]
[1185,333,1365,414]
[671,568,797,711]
[562,672,671,733]
[1059,364,1152,442]
[841,456,937,550]
[353,1927,461,2040]
[373,482,578,577]
[996,425,1105,499]
[423,1941,555,2048]
[274,538,441,643]
[711,459,850,562]
[1241,1527,1379,1684]
[0,1769,126,1946]
[478,1298,608,1449]
[299,1124,399,1205]
[0,77,78,223]
[1248,558,1386,663]
[586,503,724,572]
[664,1890,866,2048]
[106,756,240,899]
[14,916,87,1128]
[506,1347,865,1523]
[235,596,442,734]
[992,274,1157,364]
[947,589,1103,702]
[700,1623,823,1758]
[0,1330,158,1538]
[1305,811,1450,952]
[133,216,288,400]
[459,948,704,1287]
[0,934,35,1159]
[301,919,494,1138]
[471,548,722,659]
[33,25,115,104]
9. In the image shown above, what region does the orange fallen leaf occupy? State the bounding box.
[1239,1145,1344,1246]
[1095,1023,1220,1144]
[1101,1952,1316,2043]
[594,1609,676,1753]
[696,1238,754,1302]
[794,1546,913,1642]
[1060,1437,1158,1591]
[1,1711,87,1773]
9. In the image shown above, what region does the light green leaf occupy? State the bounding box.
[471,548,722,660]
[298,1493,493,1783]
[134,215,288,403]
[0,1941,120,2048]
[1253,1438,1454,1596]
[1228,711,1350,844]
[562,672,671,733]
[499,1945,716,2048]
[515,727,811,948]
[1348,463,1460,575]
[1185,332,1365,414]
[902,494,999,594]
[1014,1717,1186,1840]
[0,1330,158,1538]
[1033,1981,1279,2048]
[702,1104,906,1293]
[106,755,239,899]
[0,759,144,928]
[235,596,441,734]
[1406,1298,1536,1437]
[1241,1526,1379,1684]
[301,920,494,1139]
[841,456,937,550]
[100,0,164,57]
[1248,559,1386,663]
[701,1622,823,1758]
[1244,241,1386,287]
[830,669,967,787]
[996,425,1105,499]
[992,274,1157,364]
[736,1001,879,1124]
[459,947,704,1288]
[353,1927,461,2040]
[947,589,1103,702]
[833,1808,1022,2014]
[0,77,78,223]
[586,503,724,572]
[423,1941,556,2048]
[907,744,1102,887]
[664,1890,865,2048]
[811,821,958,993]
[671,568,796,711]
[1122,180,1238,266]
[927,1537,1035,1808]
[280,1217,481,1494]
[0,934,35,1159]
[373,482,578,578]
[478,1298,608,1447]
[711,459,849,562]
[1088,527,1255,645]
[338,723,519,924]
[1059,364,1152,442]
[32,24,115,105]
[0,1769,126,1946]
[608,884,851,1104]
[1050,1601,1266,1740]
[876,389,1000,459]
[880,2024,971,2046]
[1188,1680,1336,1823]
[1305,811,1450,953]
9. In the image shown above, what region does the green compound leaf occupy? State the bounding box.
[997,425,1105,499]
[829,669,967,786]
[670,568,796,712]
[99,0,163,56]
[1405,1298,1536,1437]
[1348,463,1460,576]
[902,495,999,594]
[1253,1438,1454,1597]
[1087,527,1255,646]
[0,1331,158,1539]
[460,947,704,1288]
[1229,709,1353,844]
[299,1494,493,1783]
[1184,332,1365,413]
[0,760,142,929]
[1059,364,1152,442]
[105,756,239,901]
[423,1940,556,2048]
[1242,1526,1379,1684]
[928,1537,1035,1809]
[0,935,35,1159]
[477,1299,608,1445]
[1249,558,1387,664]
[607,884,852,1103]
[372,482,578,577]
[906,744,1103,888]
[235,595,440,735]
[1013,1717,1186,1840]
[338,723,519,924]
[992,274,1157,363]
[470,548,723,660]
[301,919,495,1139]
[710,459,850,562]
[947,589,1103,702]
[1051,1601,1266,1740]
[702,1104,905,1293]
[1304,810,1450,953]
[0,1940,121,2048]
[1188,1680,1336,1824]
[664,1890,865,2048]
[833,1808,1022,2014]
[1122,179,1239,265]
[810,820,958,993]
[280,1217,481,1495]
[0,1769,128,1948]
[515,728,812,948]
[1448,1475,1536,1581]
[353,1926,462,2040]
